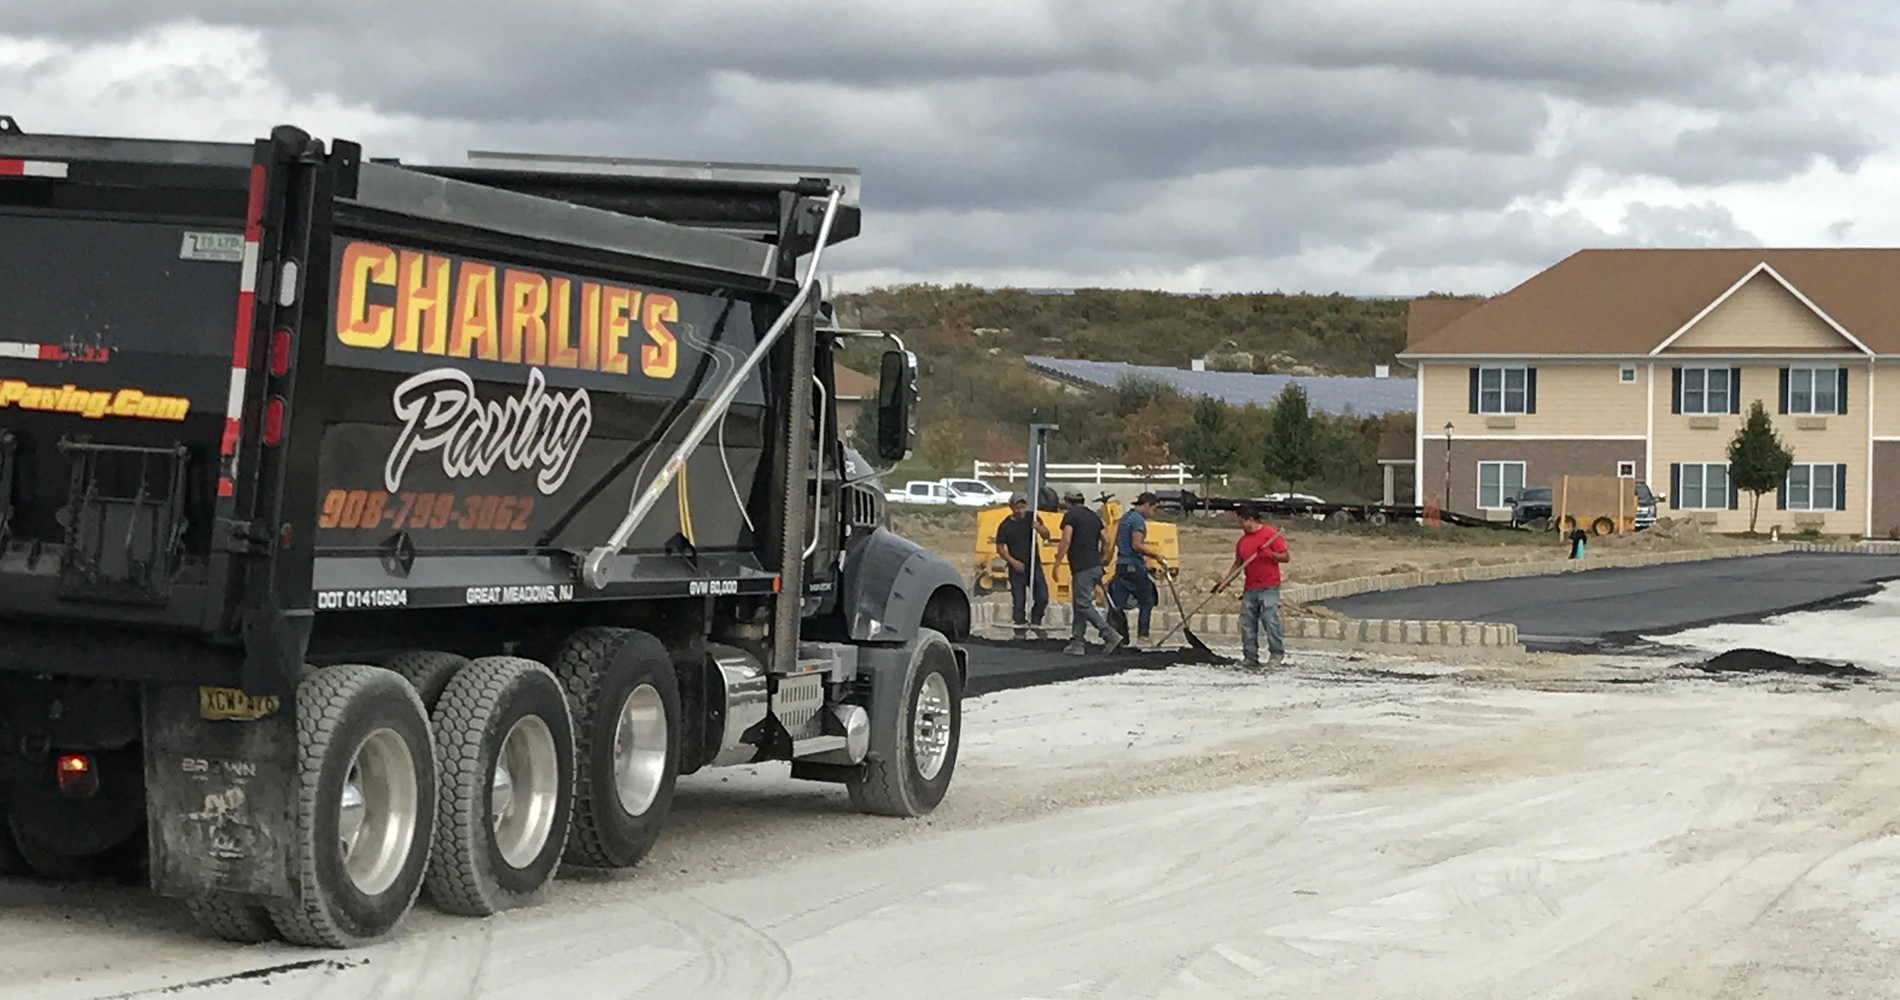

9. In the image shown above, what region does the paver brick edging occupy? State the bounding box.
[969,601,1519,651]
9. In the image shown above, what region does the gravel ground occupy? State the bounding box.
[7,633,1900,998]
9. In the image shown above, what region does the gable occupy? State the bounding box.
[1661,270,1860,354]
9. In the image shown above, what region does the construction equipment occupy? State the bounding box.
[0,119,973,947]
[1555,475,1641,534]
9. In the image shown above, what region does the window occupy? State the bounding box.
[1785,367,1841,415]
[1784,463,1841,510]
[1477,366,1528,414]
[1477,461,1526,509]
[1676,463,1730,509]
[1617,461,1636,478]
[1679,367,1732,414]
[1619,366,1636,383]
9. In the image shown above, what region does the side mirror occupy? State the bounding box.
[875,349,917,463]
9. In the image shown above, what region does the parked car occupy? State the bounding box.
[1508,487,1553,527]
[940,477,1008,507]
[1634,480,1660,529]
[885,480,952,505]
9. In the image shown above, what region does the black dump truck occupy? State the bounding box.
[0,117,972,947]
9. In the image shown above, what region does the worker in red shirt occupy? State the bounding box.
[1213,504,1290,670]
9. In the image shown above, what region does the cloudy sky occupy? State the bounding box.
[2,1,1892,296]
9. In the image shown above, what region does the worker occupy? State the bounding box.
[1212,503,1290,670]
[1053,489,1124,656]
[994,491,1051,633]
[1108,491,1166,643]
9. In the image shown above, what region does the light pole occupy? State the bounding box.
[1443,421,1454,511]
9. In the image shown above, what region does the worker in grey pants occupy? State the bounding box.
[1054,490,1124,656]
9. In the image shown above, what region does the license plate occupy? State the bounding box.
[198,686,281,722]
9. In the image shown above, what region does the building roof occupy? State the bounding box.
[1024,356,1414,416]
[833,363,877,400]
[1404,248,1900,357]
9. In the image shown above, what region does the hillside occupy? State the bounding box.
[830,284,1418,501]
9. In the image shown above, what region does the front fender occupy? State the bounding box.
[841,527,969,643]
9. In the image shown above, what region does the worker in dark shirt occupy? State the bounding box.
[1054,490,1123,656]
[993,491,1051,631]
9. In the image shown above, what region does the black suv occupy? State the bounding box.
[1509,487,1553,527]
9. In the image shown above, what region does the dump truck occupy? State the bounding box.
[0,117,973,948]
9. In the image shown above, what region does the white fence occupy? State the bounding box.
[971,460,1229,487]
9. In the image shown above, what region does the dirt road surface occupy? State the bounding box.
[8,646,1900,999]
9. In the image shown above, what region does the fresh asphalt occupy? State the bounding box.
[960,632,1225,698]
[1319,552,1900,652]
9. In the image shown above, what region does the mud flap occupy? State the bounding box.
[142,682,297,902]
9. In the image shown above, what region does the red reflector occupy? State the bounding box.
[263,397,285,445]
[270,329,293,376]
[55,754,99,798]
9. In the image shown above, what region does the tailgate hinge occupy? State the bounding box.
[215,517,276,556]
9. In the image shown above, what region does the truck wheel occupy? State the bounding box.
[551,627,679,870]
[186,894,279,943]
[383,650,470,712]
[849,642,962,817]
[425,656,574,916]
[1593,516,1616,535]
[267,665,435,948]
[7,817,107,881]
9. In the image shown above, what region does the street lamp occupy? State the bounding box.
[1443,421,1454,511]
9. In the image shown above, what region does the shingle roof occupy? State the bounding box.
[1405,248,1900,357]
[1024,356,1415,416]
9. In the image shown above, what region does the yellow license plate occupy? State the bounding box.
[198,686,281,721]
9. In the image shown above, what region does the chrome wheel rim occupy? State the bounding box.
[612,684,667,816]
[492,715,560,868]
[912,672,952,781]
[338,728,419,896]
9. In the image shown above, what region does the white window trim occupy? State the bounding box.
[1616,461,1636,478]
[1679,366,1732,415]
[1677,462,1730,510]
[1476,365,1529,415]
[1786,366,1840,416]
[1619,365,1636,383]
[1476,460,1526,510]
[1785,462,1839,511]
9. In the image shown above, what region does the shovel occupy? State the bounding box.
[1154,544,1268,651]
[1157,562,1214,654]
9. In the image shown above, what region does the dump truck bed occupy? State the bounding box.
[0,122,849,691]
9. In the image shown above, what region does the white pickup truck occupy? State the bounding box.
[885,479,1009,507]
[886,480,953,505]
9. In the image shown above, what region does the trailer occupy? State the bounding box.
[0,117,973,947]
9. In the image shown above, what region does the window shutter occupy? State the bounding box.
[1468,368,1479,413]
[1670,463,1681,509]
[1837,464,1848,511]
[1779,368,1789,413]
[1838,369,1849,415]
[1729,475,1739,509]
[1776,478,1786,510]
[1729,368,1740,414]
[1671,368,1682,414]
[1525,367,1537,413]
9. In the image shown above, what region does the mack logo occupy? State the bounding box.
[386,367,591,495]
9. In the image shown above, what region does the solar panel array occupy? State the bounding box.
[1024,356,1416,416]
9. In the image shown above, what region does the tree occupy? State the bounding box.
[1174,395,1241,495]
[919,401,973,477]
[1120,417,1173,484]
[1727,400,1794,534]
[1260,384,1320,492]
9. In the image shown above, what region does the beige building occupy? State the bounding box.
[1399,249,1900,537]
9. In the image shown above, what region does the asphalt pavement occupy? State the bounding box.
[960,633,1224,697]
[1320,552,1900,652]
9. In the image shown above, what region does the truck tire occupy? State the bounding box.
[425,656,575,916]
[849,641,962,817]
[7,817,103,881]
[383,650,470,712]
[266,665,436,948]
[551,627,679,870]
[186,894,279,943]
